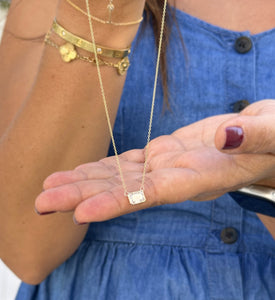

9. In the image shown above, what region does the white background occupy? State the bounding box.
[0,260,21,300]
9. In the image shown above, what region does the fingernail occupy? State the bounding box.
[223,126,244,149]
[73,215,88,225]
[34,207,56,216]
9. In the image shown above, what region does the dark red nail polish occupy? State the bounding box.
[34,207,56,215]
[223,126,244,149]
[73,215,88,225]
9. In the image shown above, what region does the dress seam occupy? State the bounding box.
[81,238,275,257]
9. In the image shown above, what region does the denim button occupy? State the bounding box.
[220,227,238,244]
[233,100,250,112]
[235,36,252,54]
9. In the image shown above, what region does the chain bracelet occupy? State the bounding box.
[44,33,130,75]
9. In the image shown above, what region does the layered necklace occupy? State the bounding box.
[84,0,168,205]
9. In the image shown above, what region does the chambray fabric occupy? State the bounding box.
[16,9,275,300]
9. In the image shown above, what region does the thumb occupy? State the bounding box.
[215,114,275,154]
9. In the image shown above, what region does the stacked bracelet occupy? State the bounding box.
[52,19,131,59]
[44,20,131,75]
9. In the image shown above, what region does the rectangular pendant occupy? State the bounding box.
[127,190,146,205]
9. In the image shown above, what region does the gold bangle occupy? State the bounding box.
[44,32,130,75]
[51,19,131,59]
[65,0,143,26]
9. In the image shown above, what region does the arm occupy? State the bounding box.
[0,0,145,284]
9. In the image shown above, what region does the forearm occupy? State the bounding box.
[0,0,145,284]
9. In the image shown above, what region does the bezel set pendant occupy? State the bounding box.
[127,190,146,205]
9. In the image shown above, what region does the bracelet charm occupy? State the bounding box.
[44,32,130,75]
[117,57,130,75]
[59,43,77,62]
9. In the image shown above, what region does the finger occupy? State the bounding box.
[215,115,275,154]
[43,169,88,189]
[72,151,264,224]
[76,159,144,180]
[74,190,134,223]
[43,162,111,190]
[36,179,114,213]
[72,167,209,224]
[43,159,119,189]
[147,150,186,171]
[73,175,156,223]
[173,114,235,148]
[36,171,146,214]
[80,149,145,174]
[119,149,145,162]
[146,135,184,162]
[43,153,144,190]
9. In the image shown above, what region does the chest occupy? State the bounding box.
[170,0,275,34]
[110,11,275,153]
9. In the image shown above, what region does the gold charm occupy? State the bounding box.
[117,57,130,75]
[127,190,146,205]
[59,43,77,62]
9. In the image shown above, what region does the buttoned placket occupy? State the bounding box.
[227,34,256,111]
[204,34,255,299]
[205,196,243,299]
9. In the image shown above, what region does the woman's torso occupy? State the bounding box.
[16,3,275,300]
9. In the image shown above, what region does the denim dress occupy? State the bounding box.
[16,9,275,300]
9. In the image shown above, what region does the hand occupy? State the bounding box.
[35,100,275,223]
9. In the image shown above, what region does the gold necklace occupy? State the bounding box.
[66,0,143,26]
[85,0,168,205]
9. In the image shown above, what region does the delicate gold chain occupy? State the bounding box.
[85,0,128,194]
[85,0,167,199]
[141,1,167,191]
[66,0,143,26]
[44,32,130,75]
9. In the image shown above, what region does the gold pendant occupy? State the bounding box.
[127,190,146,205]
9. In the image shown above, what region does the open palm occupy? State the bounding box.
[35,100,275,223]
